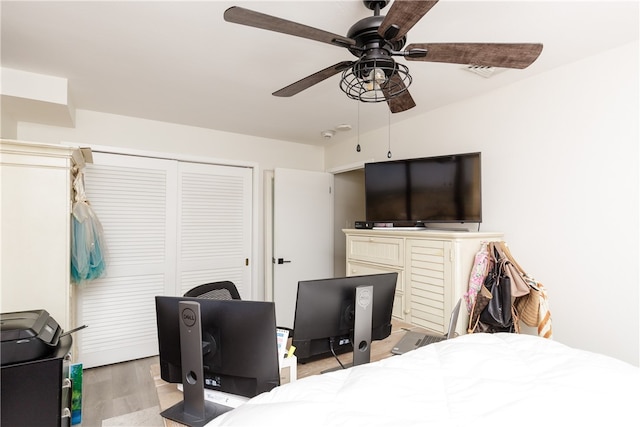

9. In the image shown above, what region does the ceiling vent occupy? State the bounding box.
[463,64,499,78]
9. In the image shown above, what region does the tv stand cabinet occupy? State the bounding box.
[343,229,503,336]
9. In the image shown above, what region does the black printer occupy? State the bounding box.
[1,309,63,365]
[1,309,72,427]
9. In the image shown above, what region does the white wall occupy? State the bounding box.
[16,109,324,171]
[12,42,639,366]
[326,42,639,366]
[15,109,326,301]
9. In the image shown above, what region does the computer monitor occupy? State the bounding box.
[292,273,398,367]
[155,296,280,426]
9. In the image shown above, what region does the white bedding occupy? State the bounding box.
[207,333,639,426]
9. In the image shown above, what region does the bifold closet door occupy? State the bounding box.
[76,153,252,368]
[76,153,178,368]
[177,162,252,298]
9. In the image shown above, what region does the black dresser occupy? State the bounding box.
[1,334,73,427]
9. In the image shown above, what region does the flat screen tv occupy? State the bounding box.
[365,152,482,225]
[155,296,280,424]
[291,273,397,368]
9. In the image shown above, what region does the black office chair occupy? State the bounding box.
[183,281,241,300]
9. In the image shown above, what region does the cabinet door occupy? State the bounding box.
[346,261,405,321]
[406,239,453,334]
[0,142,73,330]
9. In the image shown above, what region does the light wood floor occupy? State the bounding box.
[80,321,418,426]
[81,356,161,426]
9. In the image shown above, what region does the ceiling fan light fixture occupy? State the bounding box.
[340,58,411,103]
[225,2,542,114]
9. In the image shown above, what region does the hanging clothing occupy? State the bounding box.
[466,240,553,339]
[71,169,106,284]
[463,242,490,314]
[537,283,553,338]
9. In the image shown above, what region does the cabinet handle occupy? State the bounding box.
[404,309,411,314]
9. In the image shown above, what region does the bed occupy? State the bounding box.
[206,333,639,426]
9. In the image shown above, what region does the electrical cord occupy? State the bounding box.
[329,337,346,370]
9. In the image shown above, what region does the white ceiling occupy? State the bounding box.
[1,1,638,146]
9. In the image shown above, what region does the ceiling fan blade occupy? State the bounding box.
[224,6,355,48]
[378,1,439,42]
[405,43,543,69]
[387,90,416,113]
[381,74,416,113]
[273,61,354,97]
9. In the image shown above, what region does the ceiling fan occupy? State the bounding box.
[223,0,543,113]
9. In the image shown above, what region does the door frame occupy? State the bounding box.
[264,170,275,302]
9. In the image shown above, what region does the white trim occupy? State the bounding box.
[327,159,373,174]
[62,142,259,170]
[263,170,274,303]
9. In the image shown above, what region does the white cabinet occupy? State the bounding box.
[347,261,405,320]
[344,229,503,336]
[345,234,405,320]
[1,140,82,331]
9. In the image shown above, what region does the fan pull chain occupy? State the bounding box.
[356,101,361,152]
[387,108,392,158]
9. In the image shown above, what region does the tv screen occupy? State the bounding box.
[155,296,280,398]
[292,273,397,364]
[365,152,482,224]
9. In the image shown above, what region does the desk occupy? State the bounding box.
[153,320,424,426]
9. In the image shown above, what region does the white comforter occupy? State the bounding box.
[207,333,639,426]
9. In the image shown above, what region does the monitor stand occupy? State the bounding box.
[352,285,373,366]
[160,301,232,427]
[322,285,373,373]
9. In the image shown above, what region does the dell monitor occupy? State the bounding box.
[155,296,280,426]
[292,273,398,368]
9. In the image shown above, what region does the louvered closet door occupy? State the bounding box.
[76,154,253,368]
[177,162,252,298]
[77,153,178,368]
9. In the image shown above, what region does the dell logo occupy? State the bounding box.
[181,307,197,327]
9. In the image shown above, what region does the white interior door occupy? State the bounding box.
[273,168,334,329]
